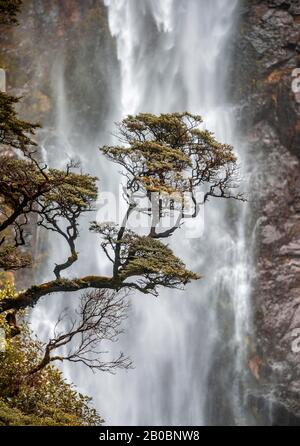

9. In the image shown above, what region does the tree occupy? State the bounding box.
[0,91,97,272]
[0,111,243,314]
[0,91,244,424]
[0,0,245,426]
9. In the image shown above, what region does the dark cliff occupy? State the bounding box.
[234,0,300,424]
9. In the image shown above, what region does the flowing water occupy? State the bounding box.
[29,0,255,426]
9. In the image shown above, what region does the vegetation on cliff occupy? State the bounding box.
[0,0,103,426]
[0,279,102,426]
[0,0,244,426]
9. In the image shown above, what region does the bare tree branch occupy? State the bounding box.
[27,290,132,376]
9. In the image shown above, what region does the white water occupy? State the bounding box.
[32,0,255,426]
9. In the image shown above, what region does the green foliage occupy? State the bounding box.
[0,92,38,149]
[0,158,97,213]
[91,222,199,294]
[101,112,237,196]
[0,156,98,272]
[120,232,199,286]
[0,245,31,271]
[0,91,98,274]
[0,277,18,301]
[0,302,102,426]
[44,168,98,213]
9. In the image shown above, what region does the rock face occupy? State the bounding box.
[234,0,300,423]
[0,0,118,135]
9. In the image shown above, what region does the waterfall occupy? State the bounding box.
[31,0,255,426]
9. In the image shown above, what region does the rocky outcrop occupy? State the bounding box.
[234,0,300,423]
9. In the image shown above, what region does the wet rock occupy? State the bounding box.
[234,0,300,422]
[280,242,300,256]
[261,225,283,244]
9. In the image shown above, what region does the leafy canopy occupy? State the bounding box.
[0,112,243,312]
[91,222,199,294]
[102,112,238,199]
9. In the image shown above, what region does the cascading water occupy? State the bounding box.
[31,0,255,426]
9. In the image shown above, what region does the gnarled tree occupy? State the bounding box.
[0,111,243,316]
[0,89,97,275]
